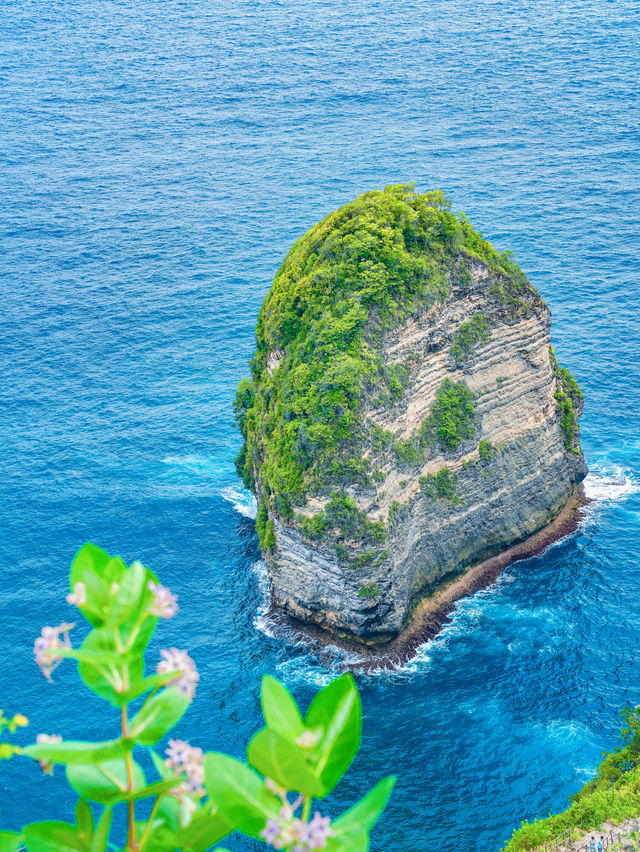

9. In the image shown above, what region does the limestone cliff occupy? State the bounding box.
[235,184,587,646]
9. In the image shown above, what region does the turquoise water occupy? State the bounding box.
[1,1,640,848]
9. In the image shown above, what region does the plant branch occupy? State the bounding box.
[302,794,311,823]
[137,793,165,851]
[121,704,137,851]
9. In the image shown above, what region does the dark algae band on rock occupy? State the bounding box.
[235,184,588,649]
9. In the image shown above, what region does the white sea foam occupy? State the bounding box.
[219,486,257,519]
[583,466,638,502]
[251,559,270,622]
[161,453,219,470]
[160,455,258,518]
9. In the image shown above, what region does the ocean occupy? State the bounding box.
[1,0,639,849]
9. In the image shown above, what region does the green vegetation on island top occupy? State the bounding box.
[234,184,537,511]
[504,707,640,851]
[234,184,583,557]
[0,543,394,852]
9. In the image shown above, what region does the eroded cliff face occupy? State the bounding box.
[235,186,587,646]
[265,263,585,642]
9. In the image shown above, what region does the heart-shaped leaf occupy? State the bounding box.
[23,822,86,852]
[24,738,126,766]
[204,753,280,838]
[260,675,304,739]
[332,776,396,835]
[247,727,325,796]
[66,757,145,804]
[131,688,189,746]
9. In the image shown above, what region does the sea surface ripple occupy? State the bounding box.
[1,1,639,849]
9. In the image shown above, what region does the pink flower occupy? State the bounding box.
[148,581,178,618]
[295,730,319,748]
[34,623,74,681]
[259,800,334,851]
[35,733,62,774]
[306,812,334,849]
[165,739,205,804]
[156,648,199,700]
[66,582,86,607]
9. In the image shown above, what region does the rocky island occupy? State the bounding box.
[235,184,587,656]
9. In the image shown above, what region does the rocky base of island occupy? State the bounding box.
[262,485,589,672]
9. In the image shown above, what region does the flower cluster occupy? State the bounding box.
[33,623,74,681]
[156,648,199,700]
[148,581,178,618]
[165,738,205,824]
[35,733,62,774]
[66,583,86,607]
[165,738,205,797]
[295,730,320,749]
[261,793,334,851]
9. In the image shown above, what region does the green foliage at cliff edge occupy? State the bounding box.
[503,707,640,851]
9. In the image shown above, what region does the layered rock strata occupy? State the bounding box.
[235,185,587,647]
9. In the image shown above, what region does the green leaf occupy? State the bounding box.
[90,807,112,852]
[305,674,361,794]
[332,776,396,835]
[121,778,177,801]
[325,830,369,852]
[204,753,280,838]
[77,628,143,707]
[260,675,304,739]
[70,545,126,628]
[121,671,180,703]
[157,794,180,831]
[247,727,324,796]
[0,832,21,852]
[140,823,178,852]
[24,738,126,766]
[74,799,94,842]
[125,611,158,656]
[130,688,190,746]
[23,822,86,852]
[108,561,147,626]
[67,757,145,804]
[70,543,111,589]
[176,808,231,852]
[150,748,168,779]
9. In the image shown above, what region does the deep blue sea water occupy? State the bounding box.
[1,1,640,849]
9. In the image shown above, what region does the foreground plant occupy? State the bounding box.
[0,543,395,852]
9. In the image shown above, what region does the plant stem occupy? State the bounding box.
[121,704,137,851]
[136,684,160,717]
[302,794,312,823]
[136,794,164,851]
